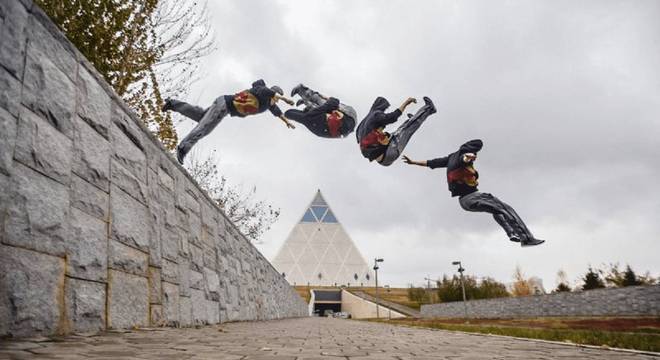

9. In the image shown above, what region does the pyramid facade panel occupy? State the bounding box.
[271,191,374,287]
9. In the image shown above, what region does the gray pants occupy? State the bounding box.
[459,191,534,241]
[298,87,357,121]
[168,98,207,122]
[379,104,434,166]
[176,97,229,157]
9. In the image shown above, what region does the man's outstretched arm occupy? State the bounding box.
[402,156,427,167]
[404,155,449,169]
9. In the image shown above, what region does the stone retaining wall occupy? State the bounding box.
[420,285,660,319]
[0,0,307,338]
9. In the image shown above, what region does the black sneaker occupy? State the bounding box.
[162,98,173,112]
[509,235,522,243]
[423,96,437,114]
[521,238,545,247]
[291,84,306,97]
[176,145,186,165]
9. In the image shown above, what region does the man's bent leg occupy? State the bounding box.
[167,99,208,122]
[459,192,523,241]
[381,104,435,165]
[501,201,535,241]
[176,98,229,163]
[298,86,327,107]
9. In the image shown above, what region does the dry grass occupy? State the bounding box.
[367,317,660,352]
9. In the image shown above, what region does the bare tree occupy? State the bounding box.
[185,151,280,243]
[511,266,533,297]
[150,0,217,101]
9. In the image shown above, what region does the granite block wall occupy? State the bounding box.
[0,0,307,338]
[421,285,660,319]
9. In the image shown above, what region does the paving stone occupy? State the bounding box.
[150,305,164,327]
[108,239,148,277]
[76,67,111,140]
[178,259,192,297]
[2,162,69,256]
[0,106,17,176]
[21,25,76,139]
[110,107,146,183]
[161,227,179,262]
[67,207,108,282]
[70,174,109,220]
[14,106,72,185]
[0,0,28,79]
[190,270,204,291]
[148,267,162,305]
[0,245,65,337]
[72,115,111,192]
[65,277,105,333]
[161,259,179,284]
[25,11,78,80]
[179,296,193,327]
[191,289,208,325]
[162,282,179,326]
[107,270,148,330]
[110,185,150,253]
[110,159,147,204]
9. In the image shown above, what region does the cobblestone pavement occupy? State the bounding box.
[1,317,657,360]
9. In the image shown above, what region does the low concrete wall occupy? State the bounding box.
[421,285,660,319]
[341,290,406,319]
[0,0,307,338]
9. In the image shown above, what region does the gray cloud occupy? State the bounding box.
[177,0,660,290]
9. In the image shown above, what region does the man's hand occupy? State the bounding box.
[403,155,426,166]
[463,153,477,163]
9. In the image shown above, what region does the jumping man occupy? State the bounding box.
[356,96,436,166]
[285,84,357,138]
[163,79,295,164]
[403,139,545,247]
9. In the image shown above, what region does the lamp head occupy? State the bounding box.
[452,261,461,265]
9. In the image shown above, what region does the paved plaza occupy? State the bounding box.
[0,317,657,360]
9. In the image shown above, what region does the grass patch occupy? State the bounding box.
[368,318,660,353]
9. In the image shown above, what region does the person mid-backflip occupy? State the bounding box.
[163,79,296,164]
[285,84,357,138]
[356,96,436,166]
[403,139,545,247]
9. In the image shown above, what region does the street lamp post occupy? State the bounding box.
[373,258,384,319]
[424,276,433,303]
[452,261,468,319]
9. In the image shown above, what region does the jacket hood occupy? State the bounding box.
[251,79,266,87]
[459,139,483,153]
[370,97,390,112]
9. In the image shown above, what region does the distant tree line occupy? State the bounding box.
[409,263,657,304]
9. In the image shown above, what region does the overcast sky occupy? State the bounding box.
[175,0,660,290]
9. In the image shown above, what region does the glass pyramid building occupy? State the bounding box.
[272,190,374,287]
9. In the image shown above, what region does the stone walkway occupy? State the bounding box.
[0,317,657,359]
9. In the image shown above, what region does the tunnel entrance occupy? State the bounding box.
[312,289,342,316]
[313,302,341,317]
